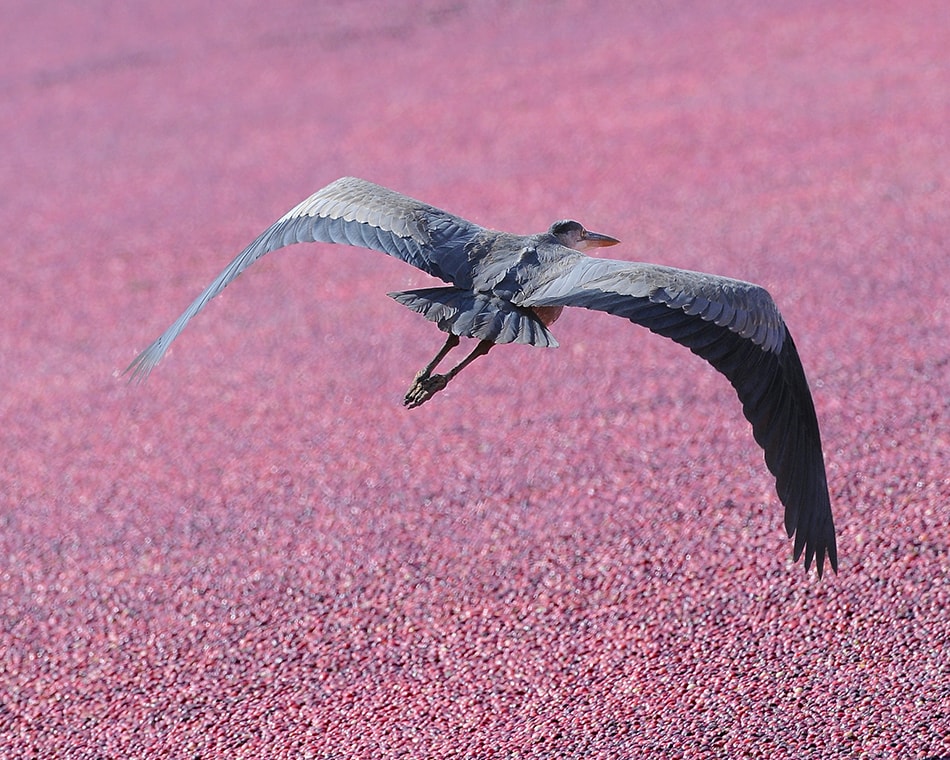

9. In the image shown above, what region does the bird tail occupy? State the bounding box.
[388,287,558,347]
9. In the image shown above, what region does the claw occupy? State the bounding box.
[404,372,449,408]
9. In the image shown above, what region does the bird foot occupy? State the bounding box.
[404,372,449,409]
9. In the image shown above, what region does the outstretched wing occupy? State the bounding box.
[519,256,837,577]
[126,177,483,379]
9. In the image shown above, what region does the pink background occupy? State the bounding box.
[2,1,948,756]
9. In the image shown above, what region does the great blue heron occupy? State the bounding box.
[127,176,837,577]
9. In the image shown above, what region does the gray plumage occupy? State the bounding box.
[127,176,837,577]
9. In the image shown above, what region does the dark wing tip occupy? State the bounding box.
[763,330,837,579]
[794,515,838,579]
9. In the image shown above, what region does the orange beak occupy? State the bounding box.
[580,230,621,250]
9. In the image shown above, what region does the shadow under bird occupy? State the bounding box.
[127,176,838,577]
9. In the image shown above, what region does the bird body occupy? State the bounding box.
[128,177,837,577]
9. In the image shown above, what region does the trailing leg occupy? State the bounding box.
[404,338,494,408]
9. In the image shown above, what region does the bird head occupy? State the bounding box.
[549,220,620,252]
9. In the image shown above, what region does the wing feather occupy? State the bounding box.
[520,256,837,576]
[126,177,483,379]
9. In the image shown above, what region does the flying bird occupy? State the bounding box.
[127,176,837,576]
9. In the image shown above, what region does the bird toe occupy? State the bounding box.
[404,373,449,408]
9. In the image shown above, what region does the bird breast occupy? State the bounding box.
[530,305,564,326]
